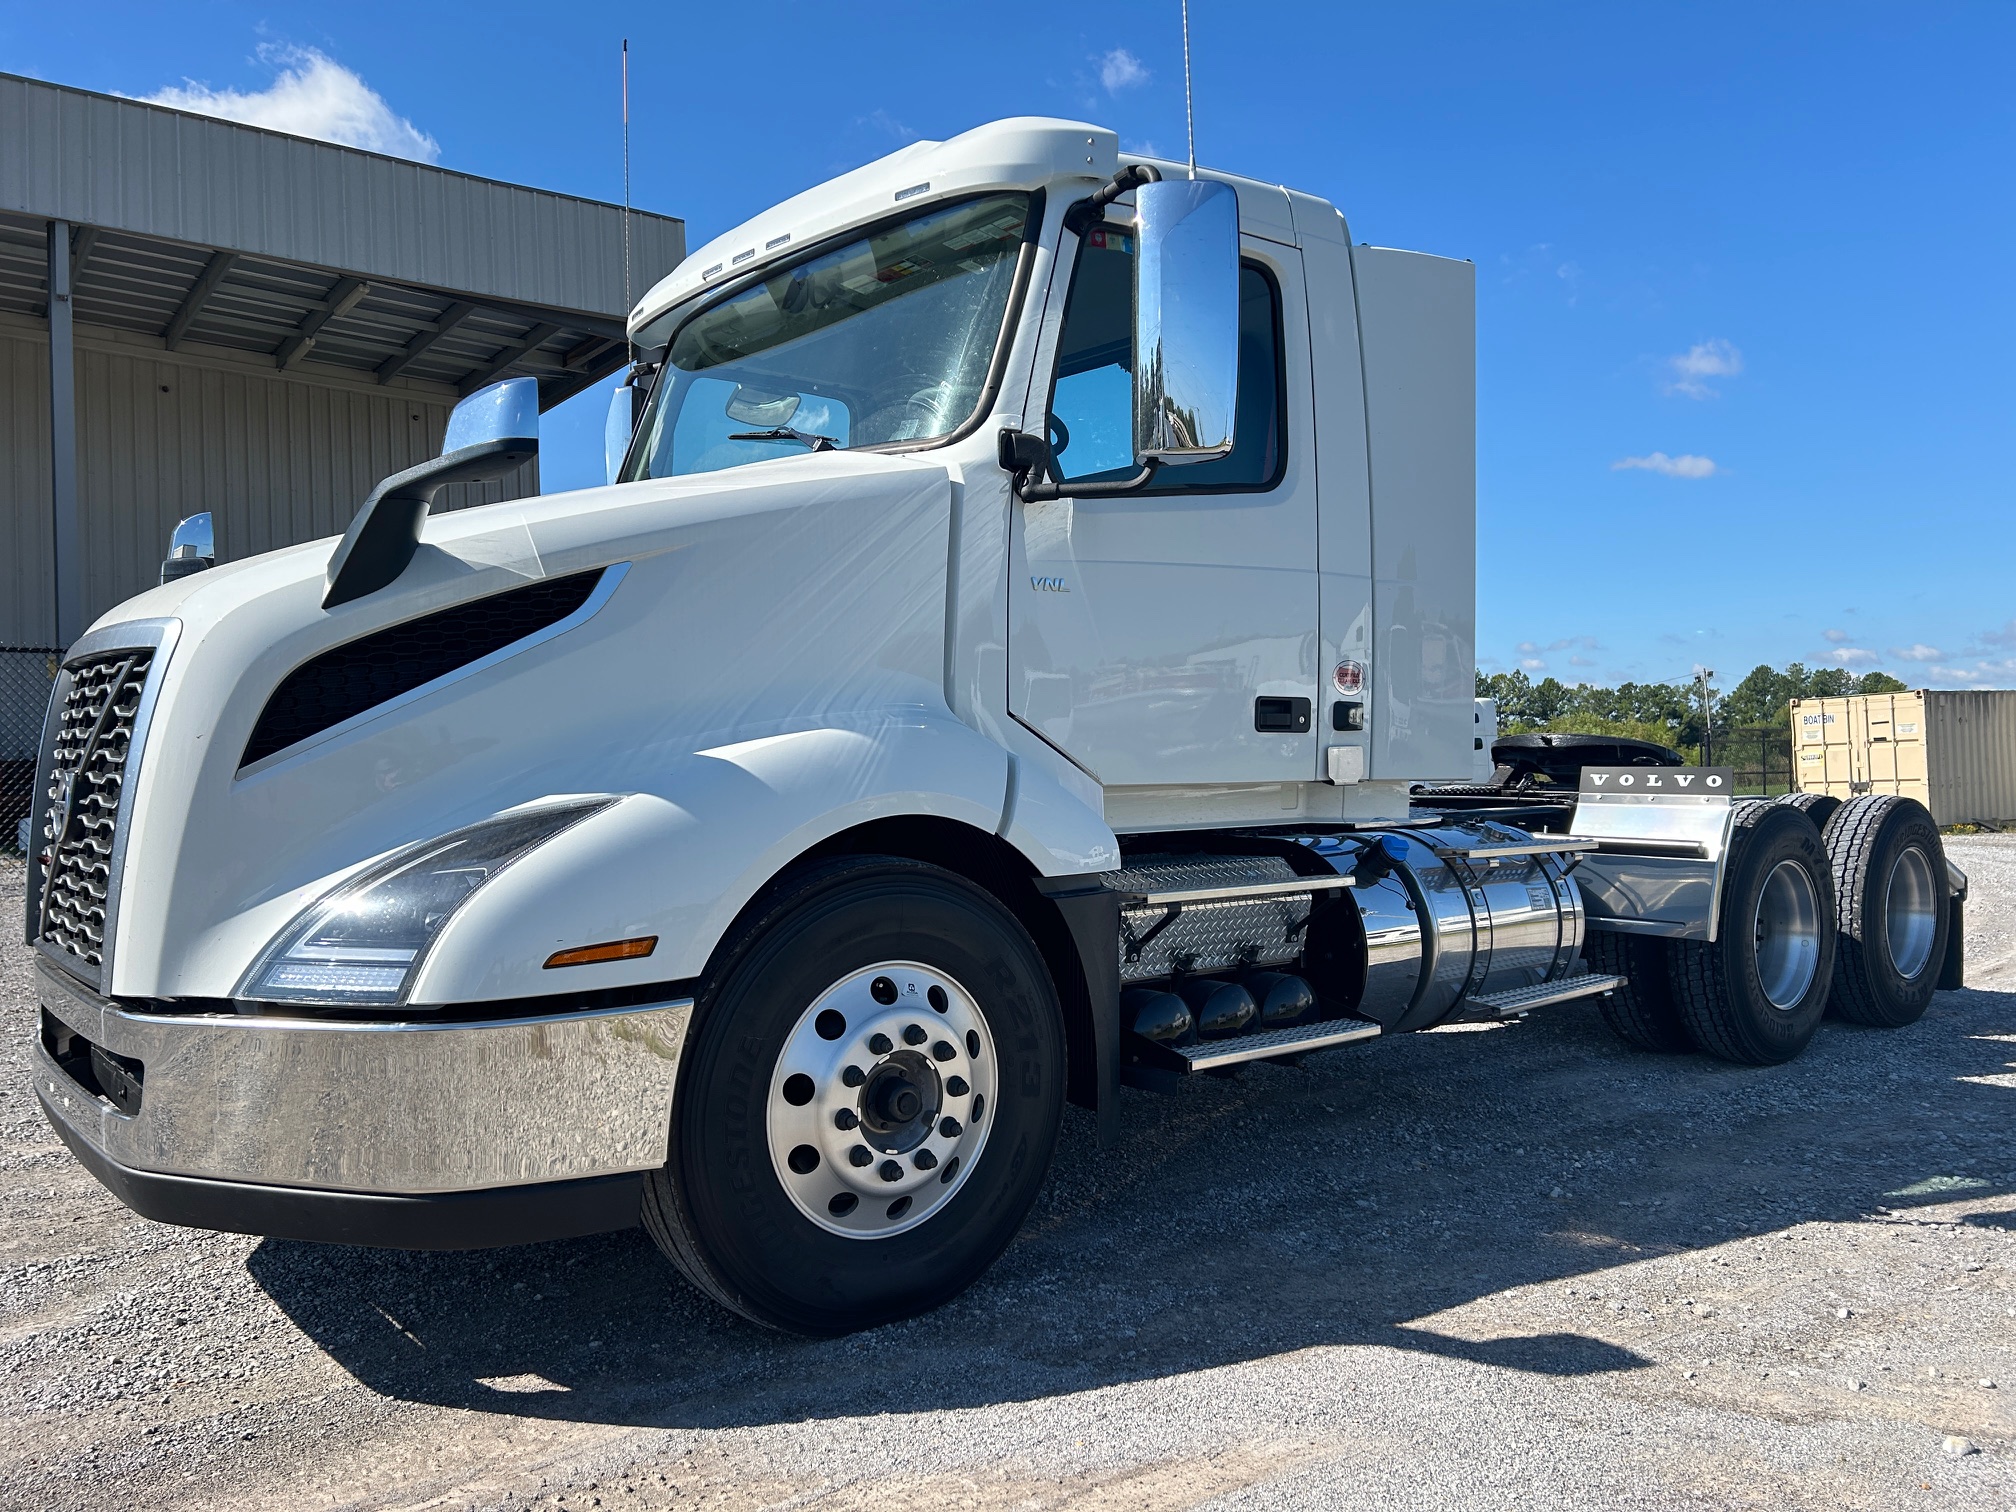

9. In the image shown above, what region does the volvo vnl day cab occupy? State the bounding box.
[28,118,1967,1334]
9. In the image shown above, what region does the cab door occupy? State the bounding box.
[1007,220,1319,788]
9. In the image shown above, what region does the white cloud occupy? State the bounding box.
[139,45,439,162]
[1569,654,1598,667]
[1822,628,1852,644]
[858,108,919,143]
[1664,339,1743,399]
[1520,657,1548,671]
[1829,647,1881,667]
[1613,452,1717,479]
[1099,48,1149,92]
[1890,643,1943,662]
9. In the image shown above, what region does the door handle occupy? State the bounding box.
[1254,697,1312,734]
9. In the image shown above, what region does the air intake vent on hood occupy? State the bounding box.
[242,569,606,768]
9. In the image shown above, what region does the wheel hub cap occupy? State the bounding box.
[1753,858,1822,1010]
[1886,844,1939,981]
[767,962,996,1238]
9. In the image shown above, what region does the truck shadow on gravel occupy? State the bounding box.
[246,986,2016,1430]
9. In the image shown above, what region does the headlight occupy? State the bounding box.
[239,799,614,1007]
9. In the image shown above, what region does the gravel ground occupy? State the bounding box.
[2,837,2012,1512]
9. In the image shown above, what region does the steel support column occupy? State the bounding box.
[47,220,82,648]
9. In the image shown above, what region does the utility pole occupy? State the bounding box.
[1696,667,1716,765]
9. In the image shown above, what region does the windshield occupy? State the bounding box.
[622,193,1032,480]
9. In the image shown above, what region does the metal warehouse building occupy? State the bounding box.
[1,71,684,840]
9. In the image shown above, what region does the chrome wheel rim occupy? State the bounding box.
[1886,844,1939,981]
[1753,859,1822,1010]
[767,961,997,1240]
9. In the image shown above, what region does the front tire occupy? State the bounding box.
[1822,795,1949,1027]
[1668,803,1836,1065]
[644,857,1065,1334]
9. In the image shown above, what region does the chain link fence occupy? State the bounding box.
[1711,723,1798,797]
[3,647,60,854]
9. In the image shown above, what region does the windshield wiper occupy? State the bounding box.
[727,427,838,452]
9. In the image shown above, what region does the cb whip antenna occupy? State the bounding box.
[622,39,633,354]
[1181,0,1196,178]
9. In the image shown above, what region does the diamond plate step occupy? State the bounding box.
[1147,1017,1383,1073]
[1467,972,1626,1019]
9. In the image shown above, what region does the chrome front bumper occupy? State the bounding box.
[33,956,691,1197]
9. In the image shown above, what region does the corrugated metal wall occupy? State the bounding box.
[1,319,532,645]
[0,73,683,318]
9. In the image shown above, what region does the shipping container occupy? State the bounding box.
[1792,689,2016,826]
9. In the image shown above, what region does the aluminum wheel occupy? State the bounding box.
[1753,858,1822,1010]
[1885,844,1939,981]
[767,961,997,1239]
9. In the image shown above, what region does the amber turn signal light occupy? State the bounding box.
[543,936,657,969]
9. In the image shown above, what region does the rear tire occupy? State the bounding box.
[1586,931,1693,1053]
[644,857,1065,1335]
[1822,795,1949,1027]
[1668,803,1836,1065]
[1777,791,1841,829]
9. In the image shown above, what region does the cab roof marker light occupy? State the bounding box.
[765,234,791,250]
[731,249,755,265]
[239,798,617,1008]
[894,182,930,201]
[702,263,724,280]
[544,936,657,969]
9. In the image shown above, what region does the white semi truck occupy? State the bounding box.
[28,119,1965,1334]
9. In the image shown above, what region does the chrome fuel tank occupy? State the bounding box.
[1301,821,1585,1031]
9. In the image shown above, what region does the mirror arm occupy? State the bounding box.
[323,438,536,609]
[1062,163,1163,237]
[998,428,1160,503]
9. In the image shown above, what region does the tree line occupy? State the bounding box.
[1476,662,1910,751]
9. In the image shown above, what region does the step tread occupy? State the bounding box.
[1160,1017,1382,1071]
[1469,972,1626,1016]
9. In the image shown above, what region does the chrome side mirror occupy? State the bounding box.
[159,511,215,584]
[445,375,540,453]
[1133,178,1240,466]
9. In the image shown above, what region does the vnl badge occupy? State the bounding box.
[1332,660,1365,695]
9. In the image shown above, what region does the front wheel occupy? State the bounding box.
[644,858,1065,1334]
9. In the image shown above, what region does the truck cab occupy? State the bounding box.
[28,119,1960,1335]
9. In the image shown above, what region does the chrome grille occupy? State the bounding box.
[36,650,155,969]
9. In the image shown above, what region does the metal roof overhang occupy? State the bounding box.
[0,210,629,405]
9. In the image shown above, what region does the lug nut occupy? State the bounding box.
[849,1146,873,1168]
[902,1023,927,1045]
[868,1033,893,1055]
[939,1116,962,1138]
[841,1065,866,1088]
[834,1108,859,1131]
[945,1075,970,1097]
[878,1160,903,1183]
[931,1040,956,1062]
[913,1149,938,1171]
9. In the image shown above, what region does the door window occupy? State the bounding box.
[1047,229,1285,491]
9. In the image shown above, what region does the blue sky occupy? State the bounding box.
[5,3,2011,690]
